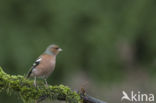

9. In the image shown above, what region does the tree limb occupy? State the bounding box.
[0,67,106,103]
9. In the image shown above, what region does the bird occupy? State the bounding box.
[26,44,62,87]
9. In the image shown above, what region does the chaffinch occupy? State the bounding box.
[26,44,62,87]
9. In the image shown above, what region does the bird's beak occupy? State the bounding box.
[58,48,62,52]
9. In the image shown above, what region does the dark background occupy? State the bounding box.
[0,0,156,103]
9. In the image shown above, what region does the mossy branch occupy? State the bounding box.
[0,67,106,103]
[0,67,81,103]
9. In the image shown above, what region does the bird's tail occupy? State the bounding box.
[26,68,33,78]
[26,71,31,78]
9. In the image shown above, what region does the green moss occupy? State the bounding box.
[0,67,82,103]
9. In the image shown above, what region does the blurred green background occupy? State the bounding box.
[0,0,156,103]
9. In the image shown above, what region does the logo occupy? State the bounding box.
[121,91,154,102]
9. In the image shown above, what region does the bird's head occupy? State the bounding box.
[45,44,62,55]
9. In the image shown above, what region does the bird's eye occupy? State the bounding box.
[55,47,59,49]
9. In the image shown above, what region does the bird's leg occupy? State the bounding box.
[34,76,37,87]
[44,79,48,87]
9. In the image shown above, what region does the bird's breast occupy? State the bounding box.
[35,54,56,78]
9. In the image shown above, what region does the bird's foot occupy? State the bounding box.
[44,84,48,88]
[44,79,48,88]
[34,77,37,88]
[34,82,37,88]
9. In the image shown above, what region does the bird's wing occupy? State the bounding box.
[26,58,42,78]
